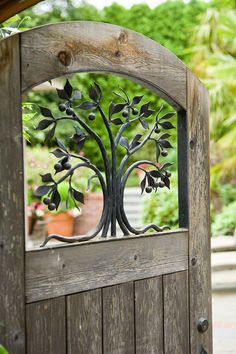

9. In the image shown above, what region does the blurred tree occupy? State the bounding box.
[191,8,236,149]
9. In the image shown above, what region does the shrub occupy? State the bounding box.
[212,201,236,236]
[143,173,178,229]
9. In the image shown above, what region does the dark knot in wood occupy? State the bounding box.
[58,50,72,66]
[118,31,128,44]
[115,50,121,58]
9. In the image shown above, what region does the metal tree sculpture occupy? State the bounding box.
[34,80,176,245]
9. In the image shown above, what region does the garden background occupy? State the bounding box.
[1,0,235,237]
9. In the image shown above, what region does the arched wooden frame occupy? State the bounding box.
[0,22,212,353]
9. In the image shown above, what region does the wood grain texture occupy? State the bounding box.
[103,282,135,354]
[67,289,102,354]
[187,71,212,354]
[163,271,189,354]
[135,277,163,354]
[20,22,187,110]
[25,230,188,303]
[0,35,25,353]
[26,297,66,354]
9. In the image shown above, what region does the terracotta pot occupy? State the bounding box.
[74,192,103,235]
[45,212,75,237]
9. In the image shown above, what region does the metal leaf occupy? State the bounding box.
[89,85,99,102]
[39,106,54,118]
[51,188,61,210]
[111,118,123,125]
[113,103,127,114]
[64,79,73,98]
[76,138,85,153]
[56,89,69,100]
[140,119,149,129]
[159,112,175,120]
[147,173,155,187]
[159,133,171,139]
[130,134,142,149]
[140,175,147,194]
[73,189,84,204]
[56,138,67,152]
[160,162,173,170]
[131,95,143,105]
[158,139,173,148]
[40,173,54,183]
[36,119,53,130]
[162,176,170,189]
[159,121,175,130]
[140,102,150,114]
[156,144,160,162]
[94,82,102,100]
[119,136,129,151]
[143,109,155,118]
[34,185,52,197]
[150,170,161,178]
[45,124,56,142]
[51,149,67,158]
[109,101,115,120]
[78,101,97,110]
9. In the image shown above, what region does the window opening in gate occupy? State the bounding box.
[24,73,179,249]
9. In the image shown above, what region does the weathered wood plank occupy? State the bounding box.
[0,0,42,23]
[20,22,187,110]
[25,230,188,303]
[26,297,66,354]
[103,282,135,354]
[135,277,163,354]
[187,71,212,353]
[0,35,25,353]
[67,289,102,354]
[163,271,189,354]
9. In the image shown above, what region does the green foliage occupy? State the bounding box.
[143,173,178,228]
[0,345,8,354]
[12,0,236,235]
[212,201,236,236]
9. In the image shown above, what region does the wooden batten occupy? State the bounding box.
[25,230,188,303]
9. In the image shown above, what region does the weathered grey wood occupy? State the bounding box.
[135,277,163,354]
[0,35,25,353]
[26,297,66,354]
[103,282,135,354]
[25,230,188,303]
[67,289,102,354]
[20,22,187,110]
[163,271,189,354]
[187,71,212,354]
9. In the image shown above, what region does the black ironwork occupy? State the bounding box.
[34,80,176,246]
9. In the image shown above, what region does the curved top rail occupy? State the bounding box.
[19,21,187,110]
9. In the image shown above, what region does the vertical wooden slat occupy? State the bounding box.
[163,271,189,354]
[103,282,135,354]
[26,297,66,354]
[67,289,102,354]
[135,277,163,354]
[187,71,212,353]
[0,34,25,353]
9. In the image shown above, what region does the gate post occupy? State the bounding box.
[0,35,25,353]
[187,70,212,353]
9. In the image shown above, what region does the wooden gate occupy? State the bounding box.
[0,22,212,354]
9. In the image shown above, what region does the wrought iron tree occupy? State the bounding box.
[34,80,176,245]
